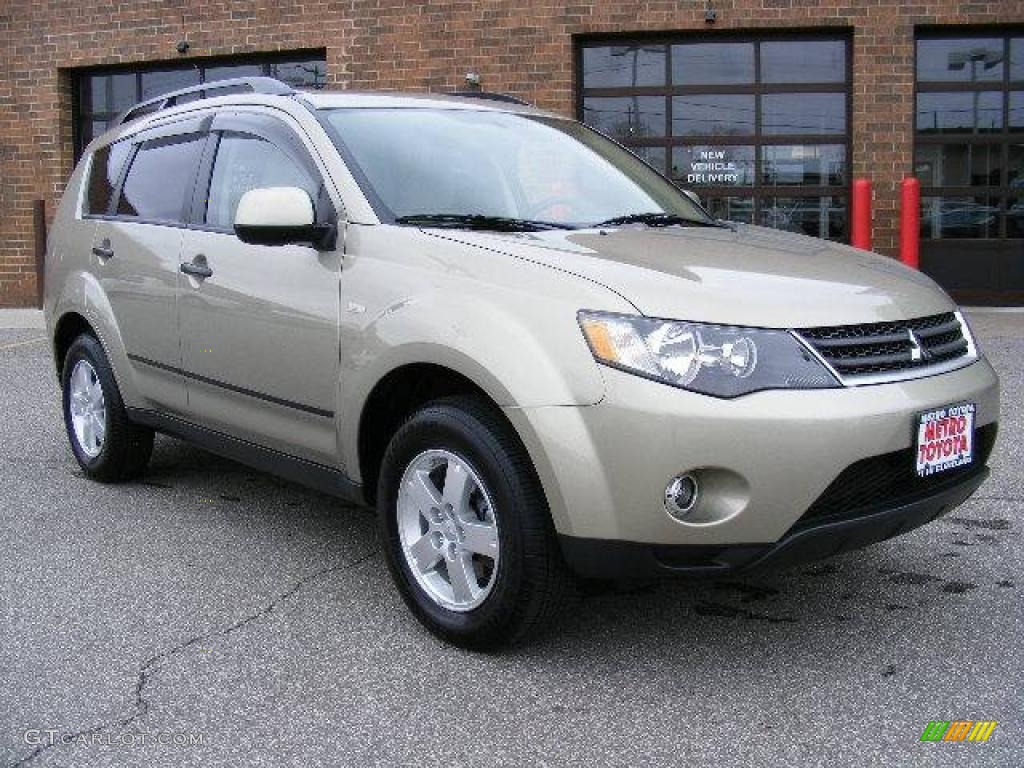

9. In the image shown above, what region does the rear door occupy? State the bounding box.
[89,118,210,414]
[177,111,342,465]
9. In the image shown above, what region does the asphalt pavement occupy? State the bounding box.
[1,311,1021,767]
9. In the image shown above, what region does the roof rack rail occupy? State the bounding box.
[445,91,531,106]
[114,77,295,127]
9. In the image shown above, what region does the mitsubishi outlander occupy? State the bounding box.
[44,78,999,648]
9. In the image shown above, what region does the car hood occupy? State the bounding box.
[428,223,955,327]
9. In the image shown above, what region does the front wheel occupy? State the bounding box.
[377,397,575,649]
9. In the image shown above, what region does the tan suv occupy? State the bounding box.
[45,77,999,648]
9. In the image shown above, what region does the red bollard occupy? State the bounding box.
[900,177,921,270]
[851,178,872,250]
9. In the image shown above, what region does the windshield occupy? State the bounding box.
[319,108,710,228]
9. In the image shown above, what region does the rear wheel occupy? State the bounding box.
[61,334,153,482]
[377,397,575,649]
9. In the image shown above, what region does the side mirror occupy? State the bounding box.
[681,189,702,208]
[234,186,333,248]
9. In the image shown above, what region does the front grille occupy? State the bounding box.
[796,312,972,379]
[793,422,997,530]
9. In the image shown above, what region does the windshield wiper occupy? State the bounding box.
[394,213,576,232]
[593,212,726,229]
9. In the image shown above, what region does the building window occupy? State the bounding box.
[73,52,327,160]
[578,35,850,241]
[915,33,1023,240]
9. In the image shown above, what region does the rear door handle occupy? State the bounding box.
[91,245,114,259]
[180,261,213,279]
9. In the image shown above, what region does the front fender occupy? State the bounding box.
[338,290,619,479]
[336,223,637,483]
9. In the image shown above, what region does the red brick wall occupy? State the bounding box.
[1,1,1022,305]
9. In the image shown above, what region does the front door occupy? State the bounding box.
[178,113,341,465]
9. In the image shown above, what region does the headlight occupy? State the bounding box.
[578,311,840,398]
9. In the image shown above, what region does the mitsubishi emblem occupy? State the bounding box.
[907,329,927,362]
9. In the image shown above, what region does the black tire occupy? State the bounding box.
[61,333,153,482]
[377,396,576,650]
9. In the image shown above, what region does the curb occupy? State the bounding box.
[0,308,45,330]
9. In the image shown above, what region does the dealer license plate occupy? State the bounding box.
[915,403,975,478]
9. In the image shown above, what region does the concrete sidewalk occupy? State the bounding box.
[0,308,44,329]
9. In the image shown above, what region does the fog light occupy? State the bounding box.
[665,474,699,519]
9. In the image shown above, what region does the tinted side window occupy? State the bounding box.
[116,135,205,221]
[85,141,131,215]
[205,134,319,229]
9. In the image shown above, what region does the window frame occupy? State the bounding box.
[82,140,133,218]
[190,112,335,236]
[112,133,210,226]
[575,31,853,239]
[84,108,336,240]
[83,112,214,227]
[914,29,1024,240]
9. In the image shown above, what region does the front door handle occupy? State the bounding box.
[180,258,213,279]
[91,242,114,259]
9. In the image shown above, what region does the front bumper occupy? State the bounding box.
[558,464,989,578]
[504,357,1000,552]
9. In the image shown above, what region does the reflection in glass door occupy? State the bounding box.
[914,32,1024,304]
[578,35,851,241]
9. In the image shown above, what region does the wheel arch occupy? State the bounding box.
[48,270,141,408]
[353,359,576,550]
[52,311,95,379]
[356,362,503,506]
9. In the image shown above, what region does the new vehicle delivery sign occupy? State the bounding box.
[915,403,975,477]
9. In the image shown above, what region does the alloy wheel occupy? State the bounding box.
[397,449,500,612]
[69,359,106,458]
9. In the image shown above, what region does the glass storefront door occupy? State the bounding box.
[916,32,1024,304]
[578,35,850,241]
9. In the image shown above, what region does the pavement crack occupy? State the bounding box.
[7,551,376,768]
